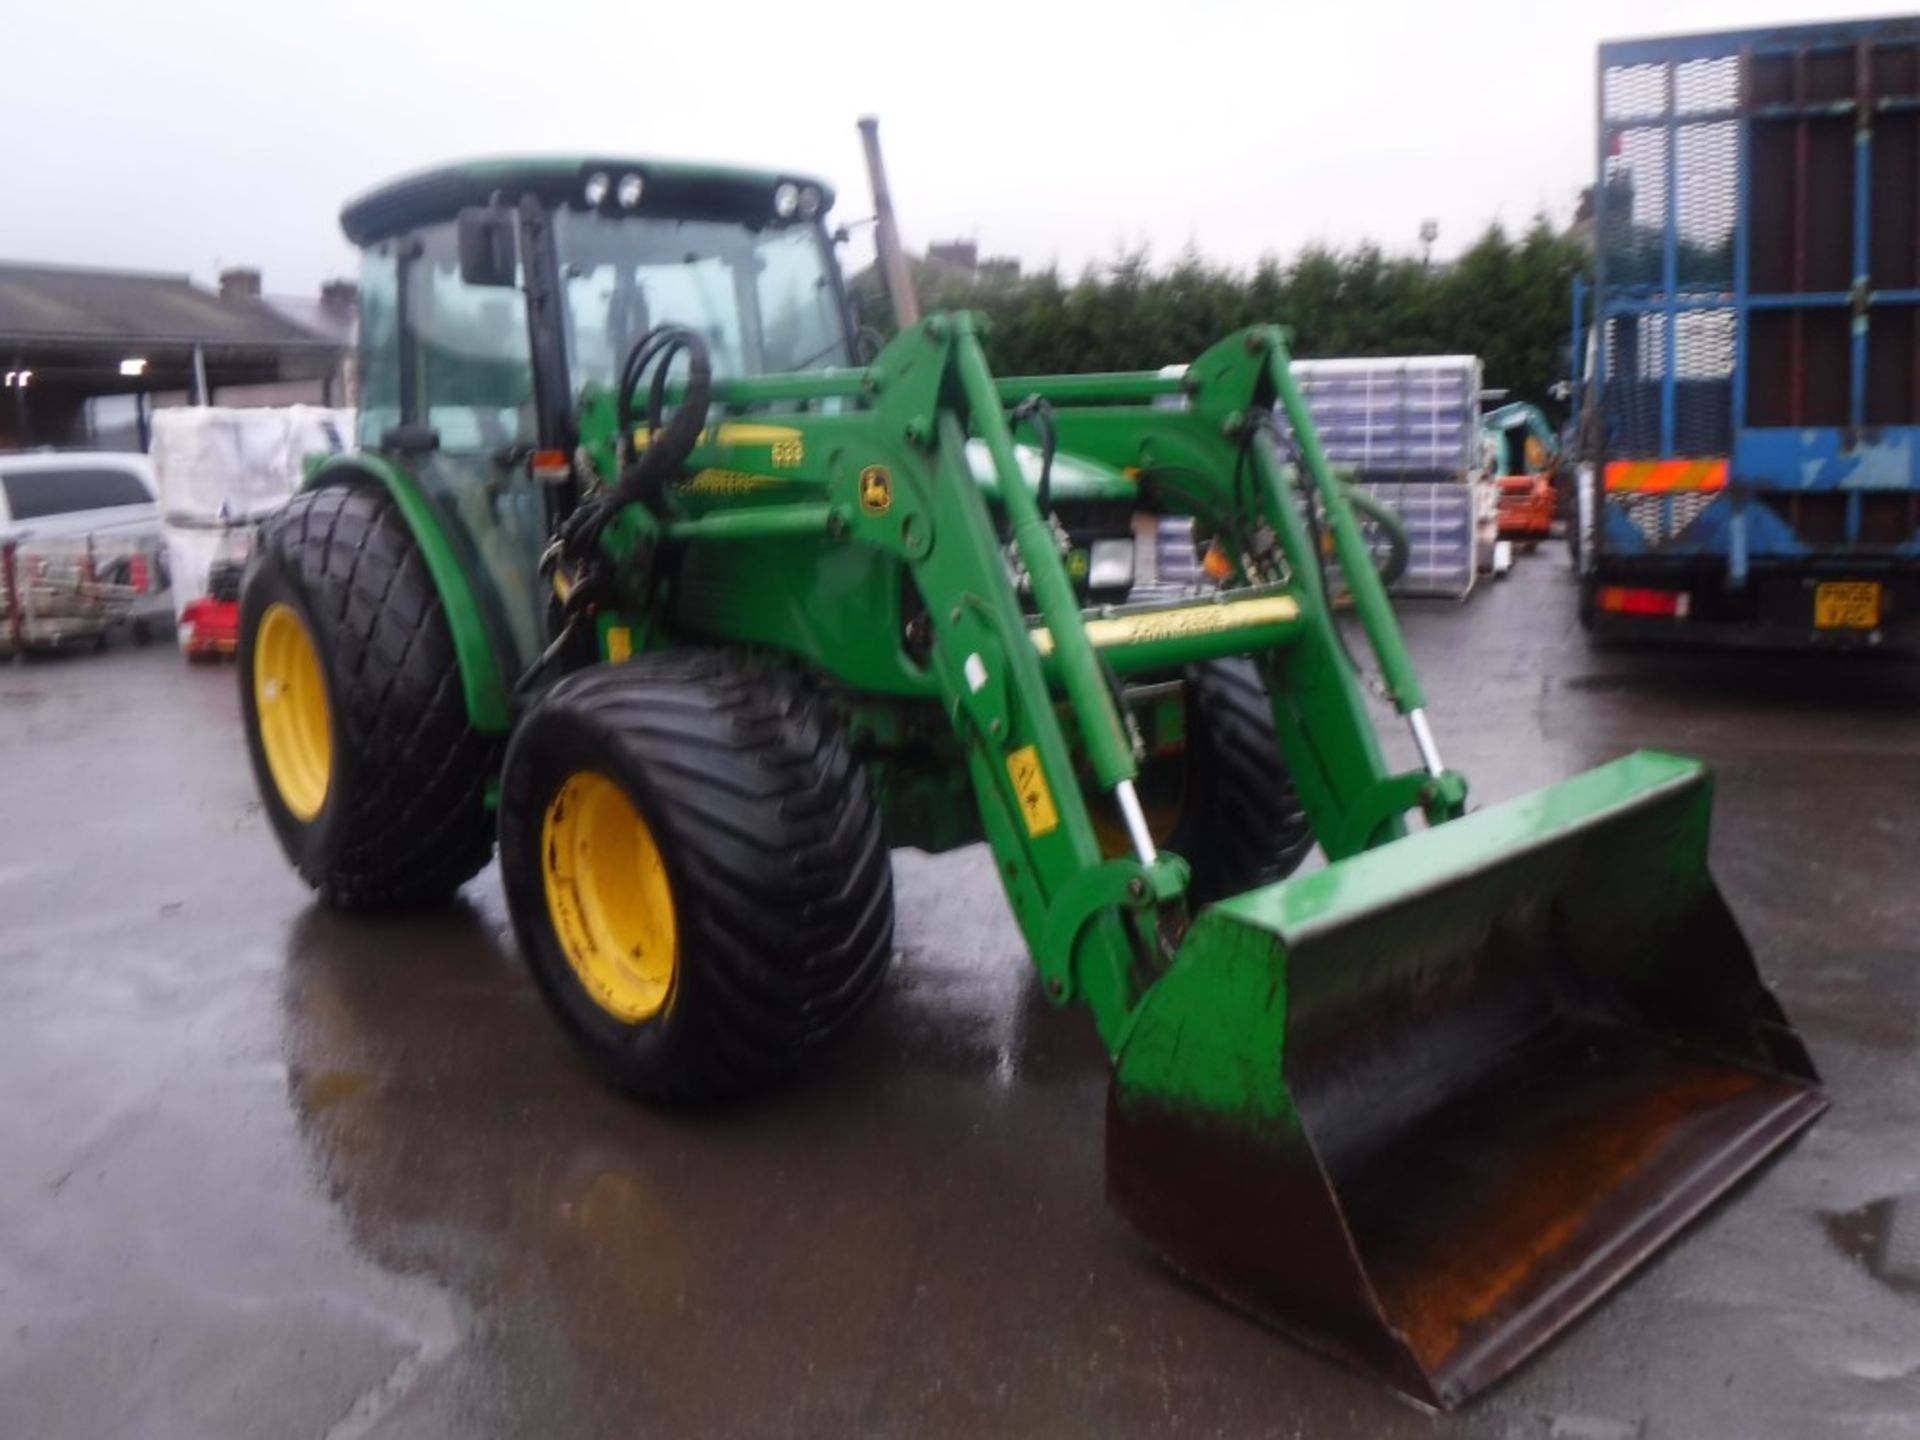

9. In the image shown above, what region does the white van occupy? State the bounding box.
[0,452,159,542]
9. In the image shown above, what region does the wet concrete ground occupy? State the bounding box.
[3,553,1918,1439]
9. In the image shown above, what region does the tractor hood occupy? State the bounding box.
[964,440,1137,504]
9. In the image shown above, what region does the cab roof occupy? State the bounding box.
[339,156,836,247]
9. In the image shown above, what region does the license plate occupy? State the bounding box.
[1814,581,1881,629]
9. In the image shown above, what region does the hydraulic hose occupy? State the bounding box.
[1006,395,1057,518]
[546,326,714,652]
[613,326,713,518]
[1343,486,1411,589]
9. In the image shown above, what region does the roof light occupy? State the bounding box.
[120,358,147,378]
[797,186,821,219]
[617,172,644,208]
[772,182,799,219]
[583,171,611,207]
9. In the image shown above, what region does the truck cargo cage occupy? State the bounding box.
[1587,17,1920,644]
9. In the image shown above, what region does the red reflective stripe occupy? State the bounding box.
[1603,460,1729,492]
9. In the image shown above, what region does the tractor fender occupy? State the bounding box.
[303,453,514,734]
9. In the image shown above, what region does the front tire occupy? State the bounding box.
[498,654,894,1102]
[1096,659,1315,903]
[1167,659,1315,902]
[239,481,499,910]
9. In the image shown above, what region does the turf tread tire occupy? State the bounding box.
[1168,658,1315,903]
[498,652,894,1103]
[240,480,499,910]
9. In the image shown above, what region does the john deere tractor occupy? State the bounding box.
[239,156,1823,1407]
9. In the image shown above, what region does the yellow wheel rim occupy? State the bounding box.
[254,603,334,822]
[541,771,678,1023]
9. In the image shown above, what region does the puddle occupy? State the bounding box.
[1823,1196,1920,1299]
[1561,674,1637,695]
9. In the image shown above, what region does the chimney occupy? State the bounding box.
[319,279,359,318]
[219,266,262,302]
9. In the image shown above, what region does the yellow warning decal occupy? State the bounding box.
[606,626,633,663]
[1006,745,1059,838]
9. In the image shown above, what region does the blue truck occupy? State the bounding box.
[1578,16,1920,647]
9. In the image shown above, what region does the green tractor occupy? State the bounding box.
[239,156,1823,1408]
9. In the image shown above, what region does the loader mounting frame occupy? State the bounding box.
[571,314,1467,1051]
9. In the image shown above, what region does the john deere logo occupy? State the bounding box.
[859,465,892,515]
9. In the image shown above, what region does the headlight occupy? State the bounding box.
[797,185,822,218]
[773,182,800,218]
[1087,537,1136,592]
[583,171,611,206]
[616,172,644,208]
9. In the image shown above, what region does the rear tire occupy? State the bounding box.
[239,481,499,910]
[497,653,895,1102]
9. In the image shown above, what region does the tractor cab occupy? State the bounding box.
[341,157,1142,678]
[345,157,854,434]
[340,158,859,673]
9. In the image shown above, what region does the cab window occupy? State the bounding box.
[355,247,400,447]
[406,222,536,451]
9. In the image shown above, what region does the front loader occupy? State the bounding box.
[237,157,1824,1408]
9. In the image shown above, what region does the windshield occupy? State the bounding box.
[553,211,850,390]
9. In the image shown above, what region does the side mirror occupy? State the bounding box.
[457,207,518,288]
[380,423,440,456]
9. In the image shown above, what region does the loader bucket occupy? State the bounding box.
[1108,750,1824,1409]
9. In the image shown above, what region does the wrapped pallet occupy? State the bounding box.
[149,407,352,626]
[1277,357,1489,598]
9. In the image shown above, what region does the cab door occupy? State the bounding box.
[359,221,552,679]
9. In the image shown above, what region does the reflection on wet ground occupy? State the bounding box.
[3,557,1919,1437]
[1824,1197,1920,1301]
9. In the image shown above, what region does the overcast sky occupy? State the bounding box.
[6,0,1908,296]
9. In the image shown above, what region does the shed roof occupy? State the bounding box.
[0,263,340,351]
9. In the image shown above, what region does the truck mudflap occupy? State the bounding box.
[1106,750,1824,1408]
